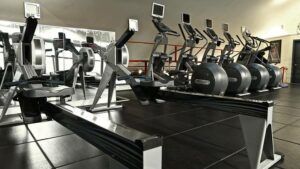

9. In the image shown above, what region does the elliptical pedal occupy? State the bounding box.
[257,89,269,93]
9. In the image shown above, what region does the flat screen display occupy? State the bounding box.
[206,19,213,28]
[152,3,164,18]
[86,36,94,43]
[182,13,190,24]
[223,24,229,32]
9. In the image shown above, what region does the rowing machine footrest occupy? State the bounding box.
[117,75,131,81]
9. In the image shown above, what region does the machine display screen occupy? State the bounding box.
[206,19,213,28]
[86,36,94,43]
[223,24,229,32]
[152,3,164,18]
[182,13,190,24]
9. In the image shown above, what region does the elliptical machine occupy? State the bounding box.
[171,13,206,87]
[251,36,282,89]
[142,3,180,87]
[219,24,252,96]
[236,27,270,92]
[193,19,228,95]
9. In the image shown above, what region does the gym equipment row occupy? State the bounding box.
[0,2,284,169]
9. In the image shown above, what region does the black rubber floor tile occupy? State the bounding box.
[164,134,229,169]
[182,121,245,153]
[219,116,242,129]
[207,163,236,169]
[38,134,104,167]
[163,120,245,169]
[274,126,300,144]
[208,150,251,169]
[0,142,52,169]
[57,155,110,169]
[274,139,300,169]
[121,101,202,120]
[28,120,72,140]
[0,125,34,147]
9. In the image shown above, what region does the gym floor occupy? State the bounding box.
[0,85,299,169]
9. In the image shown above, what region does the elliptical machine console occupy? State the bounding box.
[220,24,252,95]
[237,27,270,92]
[192,19,228,95]
[172,13,205,87]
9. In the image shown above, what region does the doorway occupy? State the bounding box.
[292,40,300,83]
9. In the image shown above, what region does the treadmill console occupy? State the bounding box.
[152,3,165,19]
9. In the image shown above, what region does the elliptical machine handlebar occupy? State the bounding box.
[203,29,224,46]
[219,37,225,43]
[166,31,180,37]
[252,36,270,44]
[178,23,205,41]
[178,23,187,41]
[234,40,241,46]
[152,19,180,37]
[237,34,258,48]
[195,28,207,41]
[236,35,245,47]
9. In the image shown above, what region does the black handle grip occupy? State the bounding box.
[178,24,186,41]
[166,32,180,37]
[195,28,207,40]
[219,38,225,43]
[236,35,245,46]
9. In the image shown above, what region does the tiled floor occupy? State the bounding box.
[0,121,109,169]
[0,85,300,169]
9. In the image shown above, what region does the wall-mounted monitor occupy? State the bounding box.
[206,19,213,28]
[223,24,229,32]
[181,13,190,24]
[152,3,165,19]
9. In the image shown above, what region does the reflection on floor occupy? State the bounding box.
[0,85,300,169]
